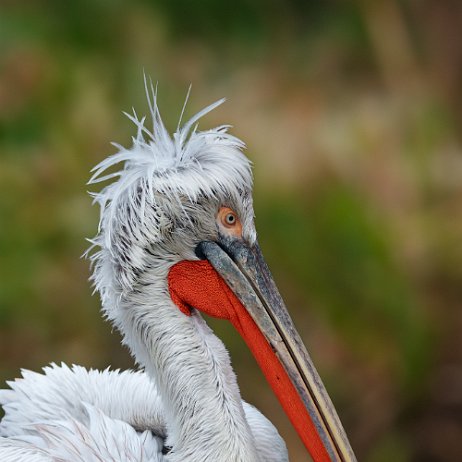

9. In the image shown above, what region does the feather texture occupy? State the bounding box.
[0,364,287,461]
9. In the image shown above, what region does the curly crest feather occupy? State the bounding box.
[88,83,252,249]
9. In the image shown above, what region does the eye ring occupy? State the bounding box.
[217,207,242,236]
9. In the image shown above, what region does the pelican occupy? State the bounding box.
[0,85,356,462]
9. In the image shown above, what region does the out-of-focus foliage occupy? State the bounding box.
[1,1,461,460]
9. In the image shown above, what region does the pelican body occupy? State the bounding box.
[0,86,356,462]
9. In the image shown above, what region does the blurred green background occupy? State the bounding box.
[1,1,462,460]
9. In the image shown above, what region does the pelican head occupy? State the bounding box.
[87,87,355,462]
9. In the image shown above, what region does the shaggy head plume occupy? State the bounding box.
[86,84,255,318]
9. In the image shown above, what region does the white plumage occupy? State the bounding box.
[1,365,285,461]
[0,86,289,461]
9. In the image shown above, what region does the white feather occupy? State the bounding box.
[1,364,287,462]
[0,438,51,462]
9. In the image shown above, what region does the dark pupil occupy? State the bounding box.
[226,214,235,224]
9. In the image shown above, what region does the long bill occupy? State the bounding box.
[196,239,356,462]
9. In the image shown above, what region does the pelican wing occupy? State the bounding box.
[0,364,166,461]
[0,363,166,438]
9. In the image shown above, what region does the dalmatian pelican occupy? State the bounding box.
[0,84,356,462]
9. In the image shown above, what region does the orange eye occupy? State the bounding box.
[218,207,242,236]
